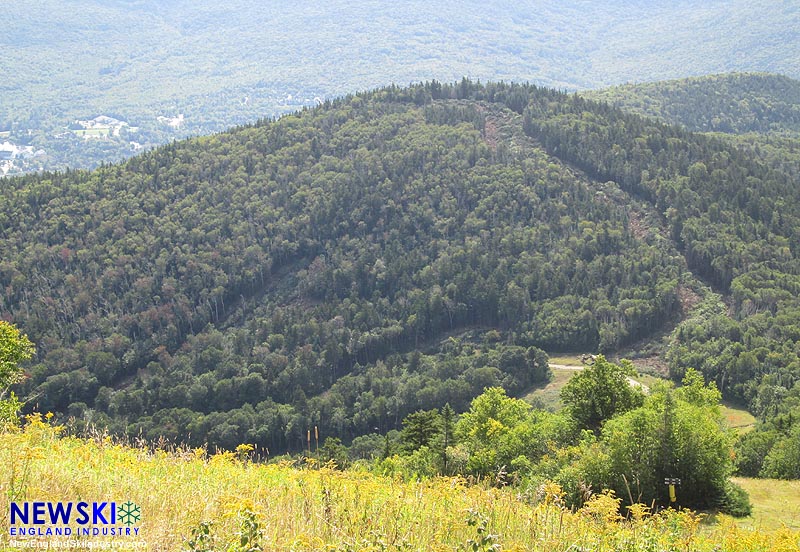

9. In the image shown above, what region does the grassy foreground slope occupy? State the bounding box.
[1,419,798,551]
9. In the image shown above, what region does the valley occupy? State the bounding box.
[2,1,800,173]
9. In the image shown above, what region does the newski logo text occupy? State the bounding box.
[9,501,141,537]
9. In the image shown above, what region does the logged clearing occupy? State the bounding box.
[521,367,575,410]
[722,404,757,434]
[522,356,657,411]
[546,354,587,366]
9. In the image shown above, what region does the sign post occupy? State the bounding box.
[664,477,681,504]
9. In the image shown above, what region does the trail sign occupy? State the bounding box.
[664,478,681,503]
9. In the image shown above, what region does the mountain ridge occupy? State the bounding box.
[2,80,799,465]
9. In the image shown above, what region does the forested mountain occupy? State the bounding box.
[3,1,800,173]
[2,82,685,451]
[3,80,800,470]
[586,73,800,134]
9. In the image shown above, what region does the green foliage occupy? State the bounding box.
[599,382,736,511]
[400,409,442,452]
[374,446,442,480]
[0,321,34,427]
[184,521,215,552]
[440,402,456,473]
[347,433,384,461]
[455,387,532,477]
[560,356,645,431]
[0,320,34,390]
[524,79,800,480]
[232,509,264,552]
[534,438,613,508]
[3,76,800,486]
[716,481,753,518]
[733,398,800,480]
[0,392,24,429]
[319,437,349,469]
[183,510,263,552]
[675,368,722,408]
[735,428,781,476]
[462,509,500,552]
[586,73,800,135]
[760,423,800,479]
[529,373,740,512]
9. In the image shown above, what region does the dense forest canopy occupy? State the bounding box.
[585,73,800,134]
[2,79,800,479]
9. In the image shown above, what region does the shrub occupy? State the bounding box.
[716,481,752,517]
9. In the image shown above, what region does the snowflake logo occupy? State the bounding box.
[118,501,141,526]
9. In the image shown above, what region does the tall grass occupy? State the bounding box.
[1,417,798,551]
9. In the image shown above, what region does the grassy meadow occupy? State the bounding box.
[1,417,799,551]
[722,404,757,434]
[733,478,800,531]
[521,367,574,410]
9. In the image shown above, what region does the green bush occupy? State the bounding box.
[716,481,752,518]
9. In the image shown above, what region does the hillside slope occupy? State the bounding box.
[2,83,687,451]
[3,421,793,551]
[3,81,800,457]
[586,73,800,134]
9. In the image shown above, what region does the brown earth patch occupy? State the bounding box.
[628,211,647,240]
[631,355,669,377]
[484,117,499,151]
[677,284,701,314]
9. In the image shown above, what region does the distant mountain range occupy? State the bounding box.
[2,1,800,172]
